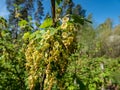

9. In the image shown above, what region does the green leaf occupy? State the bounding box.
[56,0,62,5]
[40,18,52,28]
[22,32,31,41]
[18,20,28,29]
[0,17,7,28]
[71,14,92,25]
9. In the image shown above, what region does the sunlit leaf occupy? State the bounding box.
[39,18,52,28]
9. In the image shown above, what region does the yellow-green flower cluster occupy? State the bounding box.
[61,16,69,29]
[24,18,78,89]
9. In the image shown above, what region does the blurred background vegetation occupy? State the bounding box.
[0,0,120,90]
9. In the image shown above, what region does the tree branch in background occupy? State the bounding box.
[51,0,56,27]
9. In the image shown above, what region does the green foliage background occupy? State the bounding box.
[0,0,120,90]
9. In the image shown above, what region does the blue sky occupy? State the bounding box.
[0,0,9,18]
[0,0,120,26]
[76,0,120,26]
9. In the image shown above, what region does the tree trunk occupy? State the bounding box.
[51,0,56,27]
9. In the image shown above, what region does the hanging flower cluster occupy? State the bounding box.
[24,15,78,90]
